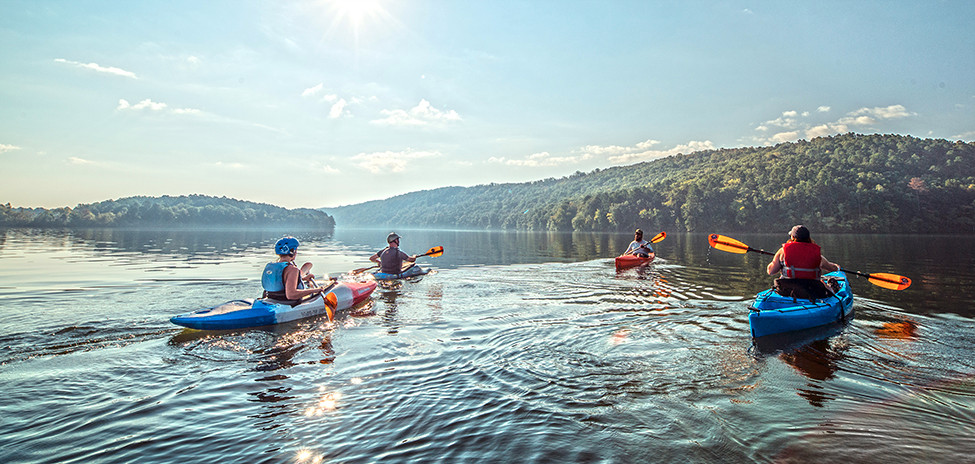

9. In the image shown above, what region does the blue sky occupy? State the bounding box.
[2,0,973,209]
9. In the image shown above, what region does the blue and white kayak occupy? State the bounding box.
[372,264,429,281]
[171,280,378,330]
[748,271,853,338]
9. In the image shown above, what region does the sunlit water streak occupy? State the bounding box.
[1,228,973,463]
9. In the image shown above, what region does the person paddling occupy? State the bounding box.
[623,229,654,257]
[261,237,325,302]
[766,225,841,299]
[369,232,417,274]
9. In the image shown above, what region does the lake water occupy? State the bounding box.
[1,227,974,463]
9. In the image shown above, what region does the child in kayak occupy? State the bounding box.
[261,237,325,302]
[369,232,417,274]
[623,229,654,258]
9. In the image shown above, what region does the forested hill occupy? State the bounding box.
[326,133,975,233]
[1,195,335,230]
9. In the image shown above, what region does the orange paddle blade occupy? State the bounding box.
[650,231,666,243]
[324,292,337,321]
[708,234,749,254]
[423,246,444,258]
[867,273,912,291]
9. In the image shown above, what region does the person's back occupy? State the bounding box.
[371,232,416,274]
[767,225,839,300]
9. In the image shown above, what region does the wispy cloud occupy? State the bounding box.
[489,139,715,167]
[371,99,461,127]
[0,144,21,154]
[329,98,349,119]
[213,161,249,170]
[68,156,96,165]
[117,98,202,115]
[488,151,592,167]
[352,149,442,173]
[54,58,137,78]
[302,83,324,98]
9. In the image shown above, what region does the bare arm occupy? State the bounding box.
[820,256,840,273]
[283,266,323,300]
[766,248,784,275]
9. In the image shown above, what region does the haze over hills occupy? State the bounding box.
[325,133,975,234]
[1,195,335,230]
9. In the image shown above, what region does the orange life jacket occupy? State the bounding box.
[781,241,822,280]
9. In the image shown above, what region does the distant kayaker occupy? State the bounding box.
[370,232,417,274]
[261,237,325,302]
[766,225,841,298]
[623,229,654,258]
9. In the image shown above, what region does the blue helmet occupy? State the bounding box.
[274,237,299,255]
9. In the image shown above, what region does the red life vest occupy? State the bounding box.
[781,241,822,280]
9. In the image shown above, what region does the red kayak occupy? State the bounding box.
[615,253,655,271]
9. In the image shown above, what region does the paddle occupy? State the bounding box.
[620,231,666,258]
[307,278,338,321]
[707,233,912,290]
[351,246,445,275]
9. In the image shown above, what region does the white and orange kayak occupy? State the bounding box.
[170,280,377,330]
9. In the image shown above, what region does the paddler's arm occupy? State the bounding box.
[766,248,785,275]
[820,256,840,273]
[283,266,324,300]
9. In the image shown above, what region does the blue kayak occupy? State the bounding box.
[170,280,377,330]
[748,271,853,338]
[373,264,429,281]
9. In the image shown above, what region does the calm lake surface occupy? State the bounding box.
[1,227,973,463]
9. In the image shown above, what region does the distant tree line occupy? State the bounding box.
[0,195,335,231]
[327,133,975,233]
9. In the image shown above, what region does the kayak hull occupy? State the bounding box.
[748,271,853,338]
[373,264,428,280]
[615,253,654,271]
[170,280,378,330]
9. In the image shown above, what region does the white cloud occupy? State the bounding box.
[605,140,715,164]
[351,149,442,173]
[117,98,167,111]
[213,161,249,170]
[371,99,461,127]
[770,131,800,143]
[852,104,912,120]
[54,58,136,78]
[117,98,202,116]
[490,139,713,167]
[0,144,21,154]
[68,156,95,165]
[329,98,349,119]
[488,151,593,167]
[951,130,975,140]
[302,83,323,97]
[752,104,915,144]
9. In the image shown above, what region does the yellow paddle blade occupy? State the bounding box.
[708,234,749,254]
[324,292,337,321]
[424,246,444,258]
[650,231,666,243]
[868,273,912,291]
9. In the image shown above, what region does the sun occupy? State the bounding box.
[327,0,385,32]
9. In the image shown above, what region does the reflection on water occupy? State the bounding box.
[1,228,974,463]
